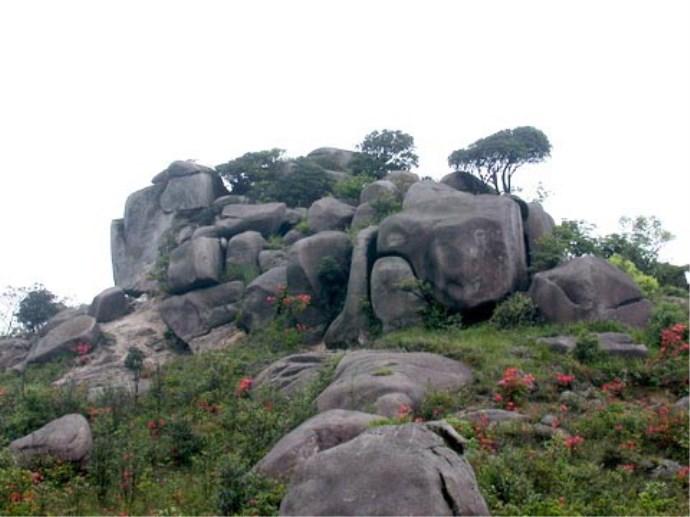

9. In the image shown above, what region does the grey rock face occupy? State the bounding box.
[370,256,425,332]
[238,266,287,333]
[256,409,380,482]
[159,172,224,213]
[89,287,129,323]
[279,421,489,516]
[283,229,305,246]
[316,351,473,417]
[402,180,460,208]
[0,337,32,370]
[529,256,652,327]
[159,281,245,343]
[218,203,287,238]
[286,207,307,226]
[167,237,224,294]
[379,186,527,310]
[384,170,420,195]
[225,231,266,280]
[287,231,353,334]
[359,180,399,205]
[254,352,334,397]
[441,171,495,194]
[537,332,649,358]
[350,202,376,229]
[525,202,555,258]
[111,184,175,292]
[458,408,529,426]
[10,414,93,466]
[40,306,89,337]
[307,197,356,233]
[213,194,250,208]
[258,249,288,273]
[306,147,356,171]
[26,315,100,365]
[324,227,378,348]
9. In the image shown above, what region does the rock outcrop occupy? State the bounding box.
[254,352,335,397]
[25,315,100,365]
[529,256,652,327]
[10,414,93,467]
[370,256,425,332]
[316,351,473,417]
[307,197,355,233]
[379,183,527,310]
[89,286,130,323]
[279,421,489,516]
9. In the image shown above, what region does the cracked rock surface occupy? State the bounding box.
[279,421,489,516]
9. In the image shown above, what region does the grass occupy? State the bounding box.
[0,314,687,515]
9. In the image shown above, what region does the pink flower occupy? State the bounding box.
[555,373,575,387]
[564,435,584,450]
[397,404,412,419]
[235,377,253,397]
[493,393,503,403]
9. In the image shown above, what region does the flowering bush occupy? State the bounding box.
[659,323,689,359]
[555,373,575,389]
[495,367,536,409]
[72,340,93,365]
[564,435,584,451]
[235,377,253,398]
[601,378,626,398]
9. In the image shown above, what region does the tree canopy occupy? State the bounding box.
[352,129,419,179]
[448,126,551,194]
[16,285,62,332]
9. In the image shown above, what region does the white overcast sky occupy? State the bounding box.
[0,0,688,305]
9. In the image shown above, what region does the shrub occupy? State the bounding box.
[163,420,203,466]
[370,192,402,222]
[15,285,61,332]
[333,175,374,202]
[574,333,603,363]
[261,158,334,207]
[608,254,659,297]
[490,293,540,329]
[530,220,600,272]
[645,302,687,347]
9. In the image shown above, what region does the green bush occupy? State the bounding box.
[370,192,402,222]
[333,175,374,202]
[574,333,603,363]
[16,285,62,332]
[645,302,687,347]
[490,293,540,329]
[608,254,659,297]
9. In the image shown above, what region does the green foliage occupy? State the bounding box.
[353,129,419,179]
[574,333,603,363]
[216,454,283,516]
[398,279,462,331]
[490,293,541,329]
[370,192,402,222]
[317,256,349,319]
[531,219,600,272]
[645,302,687,347]
[215,148,285,197]
[15,285,61,332]
[448,126,551,194]
[332,174,374,202]
[147,230,177,293]
[653,261,689,291]
[608,254,659,297]
[224,263,259,284]
[261,157,334,207]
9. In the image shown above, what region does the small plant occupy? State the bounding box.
[147,231,177,292]
[124,347,145,402]
[370,192,402,222]
[490,293,540,329]
[494,367,536,410]
[333,175,374,202]
[224,263,259,284]
[574,333,602,363]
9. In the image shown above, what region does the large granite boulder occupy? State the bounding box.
[350,202,376,229]
[525,201,555,258]
[359,180,400,205]
[111,184,175,292]
[25,315,100,365]
[258,250,288,273]
[237,266,287,333]
[225,231,266,280]
[152,160,215,183]
[307,197,355,233]
[441,171,495,194]
[279,421,489,516]
[159,281,245,344]
[10,414,93,467]
[537,332,649,358]
[256,409,381,481]
[159,172,225,213]
[379,184,527,310]
[88,287,129,323]
[316,351,473,417]
[306,147,356,171]
[39,306,89,337]
[529,256,652,327]
[370,256,425,332]
[384,170,419,195]
[254,352,334,397]
[0,337,32,370]
[324,227,378,348]
[218,203,287,238]
[167,237,224,294]
[287,232,353,334]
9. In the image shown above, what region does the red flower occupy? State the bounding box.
[559,404,569,414]
[493,393,503,403]
[620,463,636,473]
[564,435,584,450]
[677,466,690,481]
[397,404,412,419]
[9,491,23,503]
[31,471,44,484]
[555,373,575,387]
[602,378,626,397]
[235,377,253,397]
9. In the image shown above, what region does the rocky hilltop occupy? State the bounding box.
[2,148,673,516]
